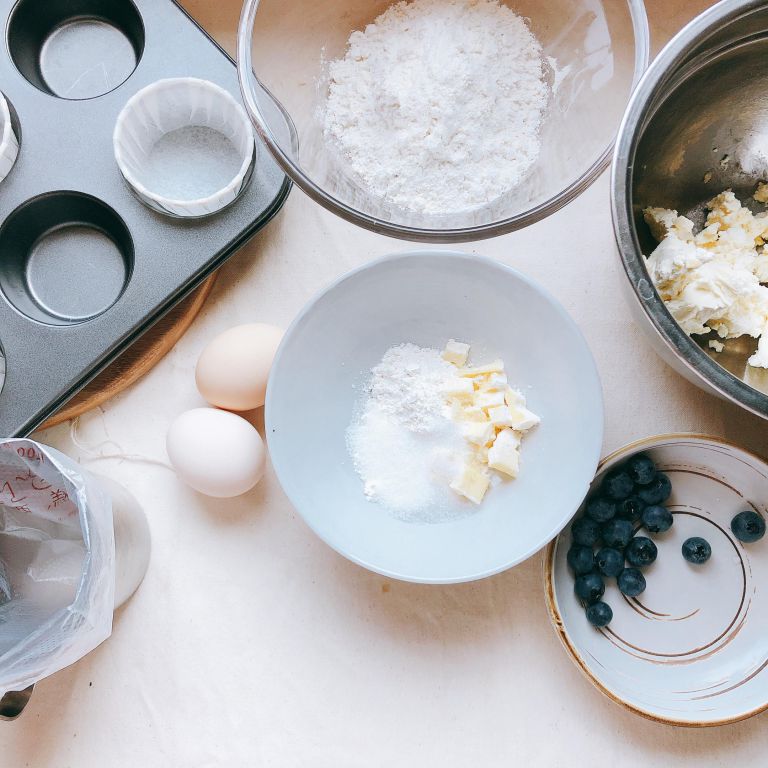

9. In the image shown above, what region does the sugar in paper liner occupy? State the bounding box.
[0,92,19,186]
[113,77,255,218]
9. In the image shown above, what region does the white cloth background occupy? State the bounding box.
[7,1,767,765]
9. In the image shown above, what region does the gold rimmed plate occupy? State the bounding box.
[546,434,768,727]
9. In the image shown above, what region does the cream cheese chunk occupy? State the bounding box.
[644,206,695,242]
[749,328,768,368]
[644,187,768,367]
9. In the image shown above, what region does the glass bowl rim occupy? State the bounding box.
[237,0,651,243]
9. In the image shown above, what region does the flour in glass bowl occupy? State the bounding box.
[323,0,549,215]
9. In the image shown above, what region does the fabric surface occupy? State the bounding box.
[8,1,768,765]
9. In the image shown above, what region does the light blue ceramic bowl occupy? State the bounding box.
[266,251,604,583]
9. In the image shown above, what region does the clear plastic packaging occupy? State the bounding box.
[0,439,114,696]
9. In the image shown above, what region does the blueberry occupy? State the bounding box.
[618,567,646,597]
[626,453,657,485]
[575,572,605,604]
[572,517,601,547]
[602,468,635,501]
[595,547,624,578]
[625,536,658,568]
[585,497,616,523]
[637,472,672,505]
[567,545,595,575]
[601,518,633,550]
[642,505,673,534]
[586,601,613,628]
[731,511,766,543]
[616,496,645,523]
[682,537,711,564]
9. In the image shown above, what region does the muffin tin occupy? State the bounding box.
[0,0,291,437]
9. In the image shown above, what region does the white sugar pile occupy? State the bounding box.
[143,126,242,200]
[324,0,549,215]
[346,343,468,521]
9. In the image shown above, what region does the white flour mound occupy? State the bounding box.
[347,343,467,521]
[324,0,549,215]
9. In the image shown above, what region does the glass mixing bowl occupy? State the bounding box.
[237,0,649,242]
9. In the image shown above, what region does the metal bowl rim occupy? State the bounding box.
[612,0,768,419]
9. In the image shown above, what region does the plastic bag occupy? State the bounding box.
[0,439,114,695]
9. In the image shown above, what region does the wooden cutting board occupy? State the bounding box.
[40,274,217,430]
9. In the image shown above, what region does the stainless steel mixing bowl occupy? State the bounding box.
[613,0,768,419]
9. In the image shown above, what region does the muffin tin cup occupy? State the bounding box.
[0,92,19,185]
[0,192,134,326]
[113,77,256,218]
[7,0,146,100]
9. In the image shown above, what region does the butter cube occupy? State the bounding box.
[487,405,515,428]
[443,377,474,399]
[488,429,521,478]
[463,405,489,422]
[509,405,540,431]
[450,401,488,422]
[442,340,470,367]
[450,464,491,504]
[483,372,508,391]
[504,387,526,408]
[462,420,495,446]
[492,427,521,450]
[475,390,505,409]
[458,359,505,377]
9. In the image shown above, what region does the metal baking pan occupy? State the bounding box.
[0,0,291,437]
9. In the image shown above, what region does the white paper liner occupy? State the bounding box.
[0,92,19,186]
[113,77,255,218]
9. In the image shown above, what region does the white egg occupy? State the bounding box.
[166,408,266,498]
[195,323,283,411]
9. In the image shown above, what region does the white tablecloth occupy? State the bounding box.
[8,1,768,765]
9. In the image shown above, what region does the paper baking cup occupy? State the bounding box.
[113,77,255,218]
[0,92,20,186]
